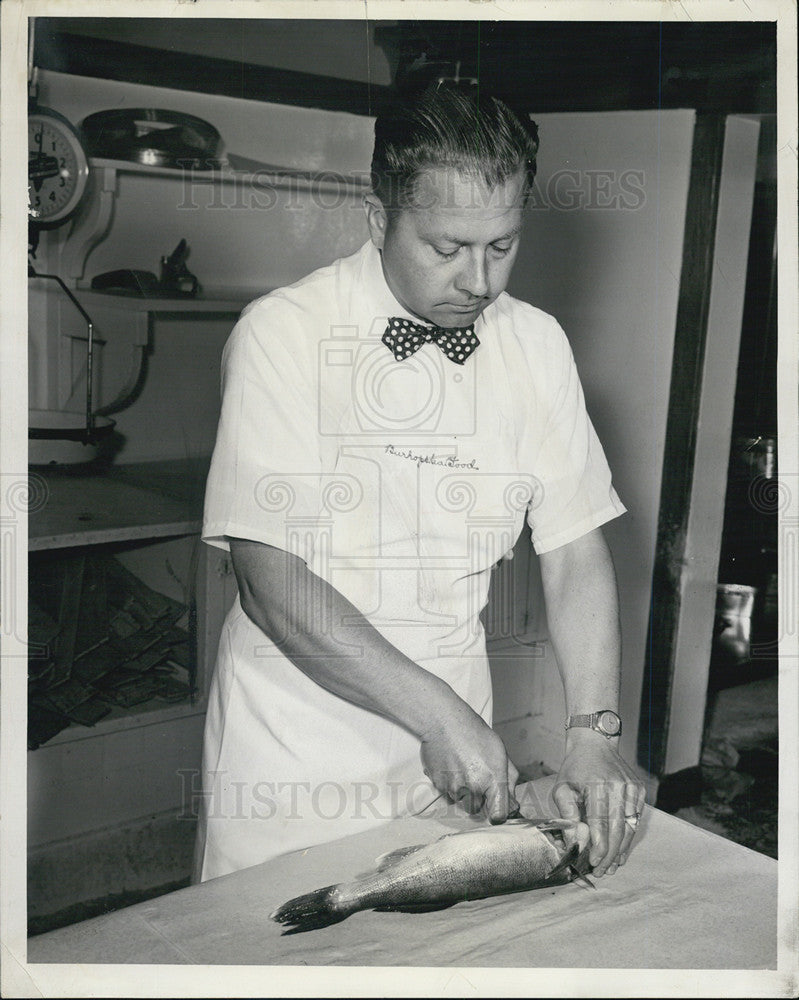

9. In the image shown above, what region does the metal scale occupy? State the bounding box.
[27,19,116,467]
[26,23,212,466]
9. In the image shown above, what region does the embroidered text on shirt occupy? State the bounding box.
[385,444,480,470]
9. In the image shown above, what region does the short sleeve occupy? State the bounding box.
[526,324,626,553]
[202,299,324,564]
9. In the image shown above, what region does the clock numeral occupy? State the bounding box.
[59,157,66,168]
[59,177,66,188]
[33,130,42,144]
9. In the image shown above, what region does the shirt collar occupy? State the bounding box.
[359,239,420,324]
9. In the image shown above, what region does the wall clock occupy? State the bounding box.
[29,107,90,227]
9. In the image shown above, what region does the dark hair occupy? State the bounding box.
[371,83,539,210]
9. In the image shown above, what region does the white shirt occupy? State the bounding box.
[194,240,625,881]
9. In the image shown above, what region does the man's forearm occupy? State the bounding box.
[538,527,622,720]
[229,538,520,817]
[229,538,468,740]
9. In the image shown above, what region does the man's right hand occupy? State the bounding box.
[420,702,520,822]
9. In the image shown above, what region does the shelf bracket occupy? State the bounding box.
[60,165,118,287]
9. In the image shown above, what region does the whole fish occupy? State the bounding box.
[271,817,593,934]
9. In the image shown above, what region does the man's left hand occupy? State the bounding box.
[552,731,646,877]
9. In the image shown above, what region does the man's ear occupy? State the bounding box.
[363,193,389,249]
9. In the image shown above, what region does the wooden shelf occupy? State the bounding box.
[89,156,371,193]
[65,150,367,284]
[28,458,209,551]
[31,696,207,749]
[74,289,252,314]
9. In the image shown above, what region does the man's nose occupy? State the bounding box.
[456,250,490,298]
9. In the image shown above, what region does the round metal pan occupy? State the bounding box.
[81,108,221,169]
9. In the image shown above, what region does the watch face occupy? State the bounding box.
[598,711,621,736]
[29,111,89,226]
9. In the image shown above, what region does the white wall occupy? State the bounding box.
[500,110,696,769]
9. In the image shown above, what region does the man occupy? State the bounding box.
[194,84,644,884]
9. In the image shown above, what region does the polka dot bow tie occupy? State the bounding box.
[382,317,480,365]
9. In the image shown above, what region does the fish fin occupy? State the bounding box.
[523,817,583,833]
[574,875,596,891]
[544,840,596,888]
[270,885,346,935]
[544,843,581,883]
[503,816,583,837]
[372,901,456,914]
[373,844,426,871]
[569,843,594,880]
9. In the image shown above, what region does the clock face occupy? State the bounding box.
[29,110,89,225]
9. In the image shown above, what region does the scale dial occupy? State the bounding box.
[28,108,90,226]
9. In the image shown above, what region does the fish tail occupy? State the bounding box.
[270,884,348,935]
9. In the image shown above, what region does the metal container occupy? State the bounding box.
[28,409,115,466]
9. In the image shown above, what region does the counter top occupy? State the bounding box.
[26,778,778,973]
[28,458,210,550]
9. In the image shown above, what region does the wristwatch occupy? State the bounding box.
[565,710,622,739]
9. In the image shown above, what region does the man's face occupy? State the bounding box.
[367,165,527,330]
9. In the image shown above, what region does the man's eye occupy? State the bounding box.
[433,246,459,260]
[491,243,513,256]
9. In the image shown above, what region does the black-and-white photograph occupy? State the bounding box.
[1,1,796,995]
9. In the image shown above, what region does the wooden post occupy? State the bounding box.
[637,115,726,777]
[638,113,762,776]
